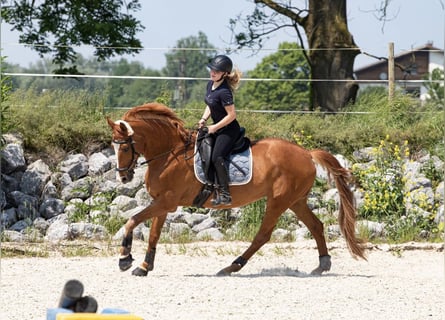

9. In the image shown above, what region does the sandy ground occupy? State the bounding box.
[0,239,444,320]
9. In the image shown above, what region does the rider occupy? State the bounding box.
[198,55,242,206]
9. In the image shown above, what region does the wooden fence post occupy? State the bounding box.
[388,42,395,102]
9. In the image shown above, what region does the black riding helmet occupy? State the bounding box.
[207,55,233,73]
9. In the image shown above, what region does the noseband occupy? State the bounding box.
[113,136,139,174]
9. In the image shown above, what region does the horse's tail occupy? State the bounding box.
[310,149,367,260]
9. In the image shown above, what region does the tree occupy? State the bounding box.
[424,68,444,106]
[5,55,110,92]
[230,0,360,112]
[1,57,13,137]
[1,0,144,74]
[237,42,310,111]
[106,58,166,108]
[163,32,217,107]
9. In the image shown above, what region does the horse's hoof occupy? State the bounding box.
[119,254,134,271]
[132,267,148,277]
[216,263,242,276]
[310,266,324,275]
[216,267,232,277]
[310,255,331,275]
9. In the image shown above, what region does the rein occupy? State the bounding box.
[113,129,197,173]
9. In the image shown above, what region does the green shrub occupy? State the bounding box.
[352,137,409,221]
[352,137,443,242]
[3,88,444,243]
[6,89,114,156]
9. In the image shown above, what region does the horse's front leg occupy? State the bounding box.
[131,214,167,276]
[119,223,135,271]
[118,202,169,273]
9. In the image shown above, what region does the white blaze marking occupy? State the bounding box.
[113,120,135,183]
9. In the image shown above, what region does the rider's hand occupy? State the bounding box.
[198,118,206,128]
[207,124,217,134]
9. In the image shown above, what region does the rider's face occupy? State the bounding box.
[209,69,225,81]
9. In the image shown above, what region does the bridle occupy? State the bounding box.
[113,135,139,174]
[113,129,196,175]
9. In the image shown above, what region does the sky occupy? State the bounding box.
[0,0,444,72]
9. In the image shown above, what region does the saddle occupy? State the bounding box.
[231,127,251,154]
[192,127,251,207]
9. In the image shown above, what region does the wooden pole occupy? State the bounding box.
[388,42,395,102]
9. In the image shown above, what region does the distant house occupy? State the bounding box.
[354,43,444,100]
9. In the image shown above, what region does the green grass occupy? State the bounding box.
[3,88,443,158]
[2,88,444,244]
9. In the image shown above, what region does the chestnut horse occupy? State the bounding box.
[107,102,366,277]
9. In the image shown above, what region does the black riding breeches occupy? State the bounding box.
[211,130,238,163]
[205,128,238,185]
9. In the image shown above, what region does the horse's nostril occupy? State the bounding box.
[121,177,128,183]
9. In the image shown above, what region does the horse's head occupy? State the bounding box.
[107,117,140,183]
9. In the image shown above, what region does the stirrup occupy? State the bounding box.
[211,192,232,206]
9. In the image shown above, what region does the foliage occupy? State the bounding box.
[237,42,310,111]
[106,59,168,108]
[227,198,298,241]
[231,198,266,240]
[424,68,444,106]
[352,137,443,242]
[2,87,444,243]
[1,0,144,73]
[352,137,409,220]
[229,0,360,111]
[163,32,217,107]
[67,191,126,235]
[1,57,13,138]
[5,89,112,157]
[4,88,443,161]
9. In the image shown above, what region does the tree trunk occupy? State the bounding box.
[303,0,360,111]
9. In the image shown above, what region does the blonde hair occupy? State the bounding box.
[225,68,242,91]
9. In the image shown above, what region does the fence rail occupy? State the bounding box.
[4,72,442,84]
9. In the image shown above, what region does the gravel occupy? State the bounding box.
[0,240,443,320]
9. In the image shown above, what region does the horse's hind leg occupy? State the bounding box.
[131,214,167,276]
[290,200,331,275]
[217,199,284,276]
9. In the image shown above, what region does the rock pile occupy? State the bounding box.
[1,133,443,243]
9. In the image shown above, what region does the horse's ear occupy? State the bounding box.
[119,122,130,135]
[106,117,115,130]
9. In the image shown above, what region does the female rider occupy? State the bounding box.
[198,55,242,206]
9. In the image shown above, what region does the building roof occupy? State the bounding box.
[355,42,443,72]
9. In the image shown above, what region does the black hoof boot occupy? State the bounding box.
[132,266,148,277]
[119,254,134,271]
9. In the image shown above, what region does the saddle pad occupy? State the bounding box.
[194,147,253,186]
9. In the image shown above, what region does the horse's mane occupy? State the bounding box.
[122,103,182,124]
[122,102,189,141]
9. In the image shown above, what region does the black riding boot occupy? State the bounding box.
[211,157,232,206]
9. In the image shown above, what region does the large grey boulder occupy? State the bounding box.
[60,154,89,180]
[1,143,26,174]
[20,159,52,196]
[88,152,111,176]
[61,176,94,201]
[39,198,65,219]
